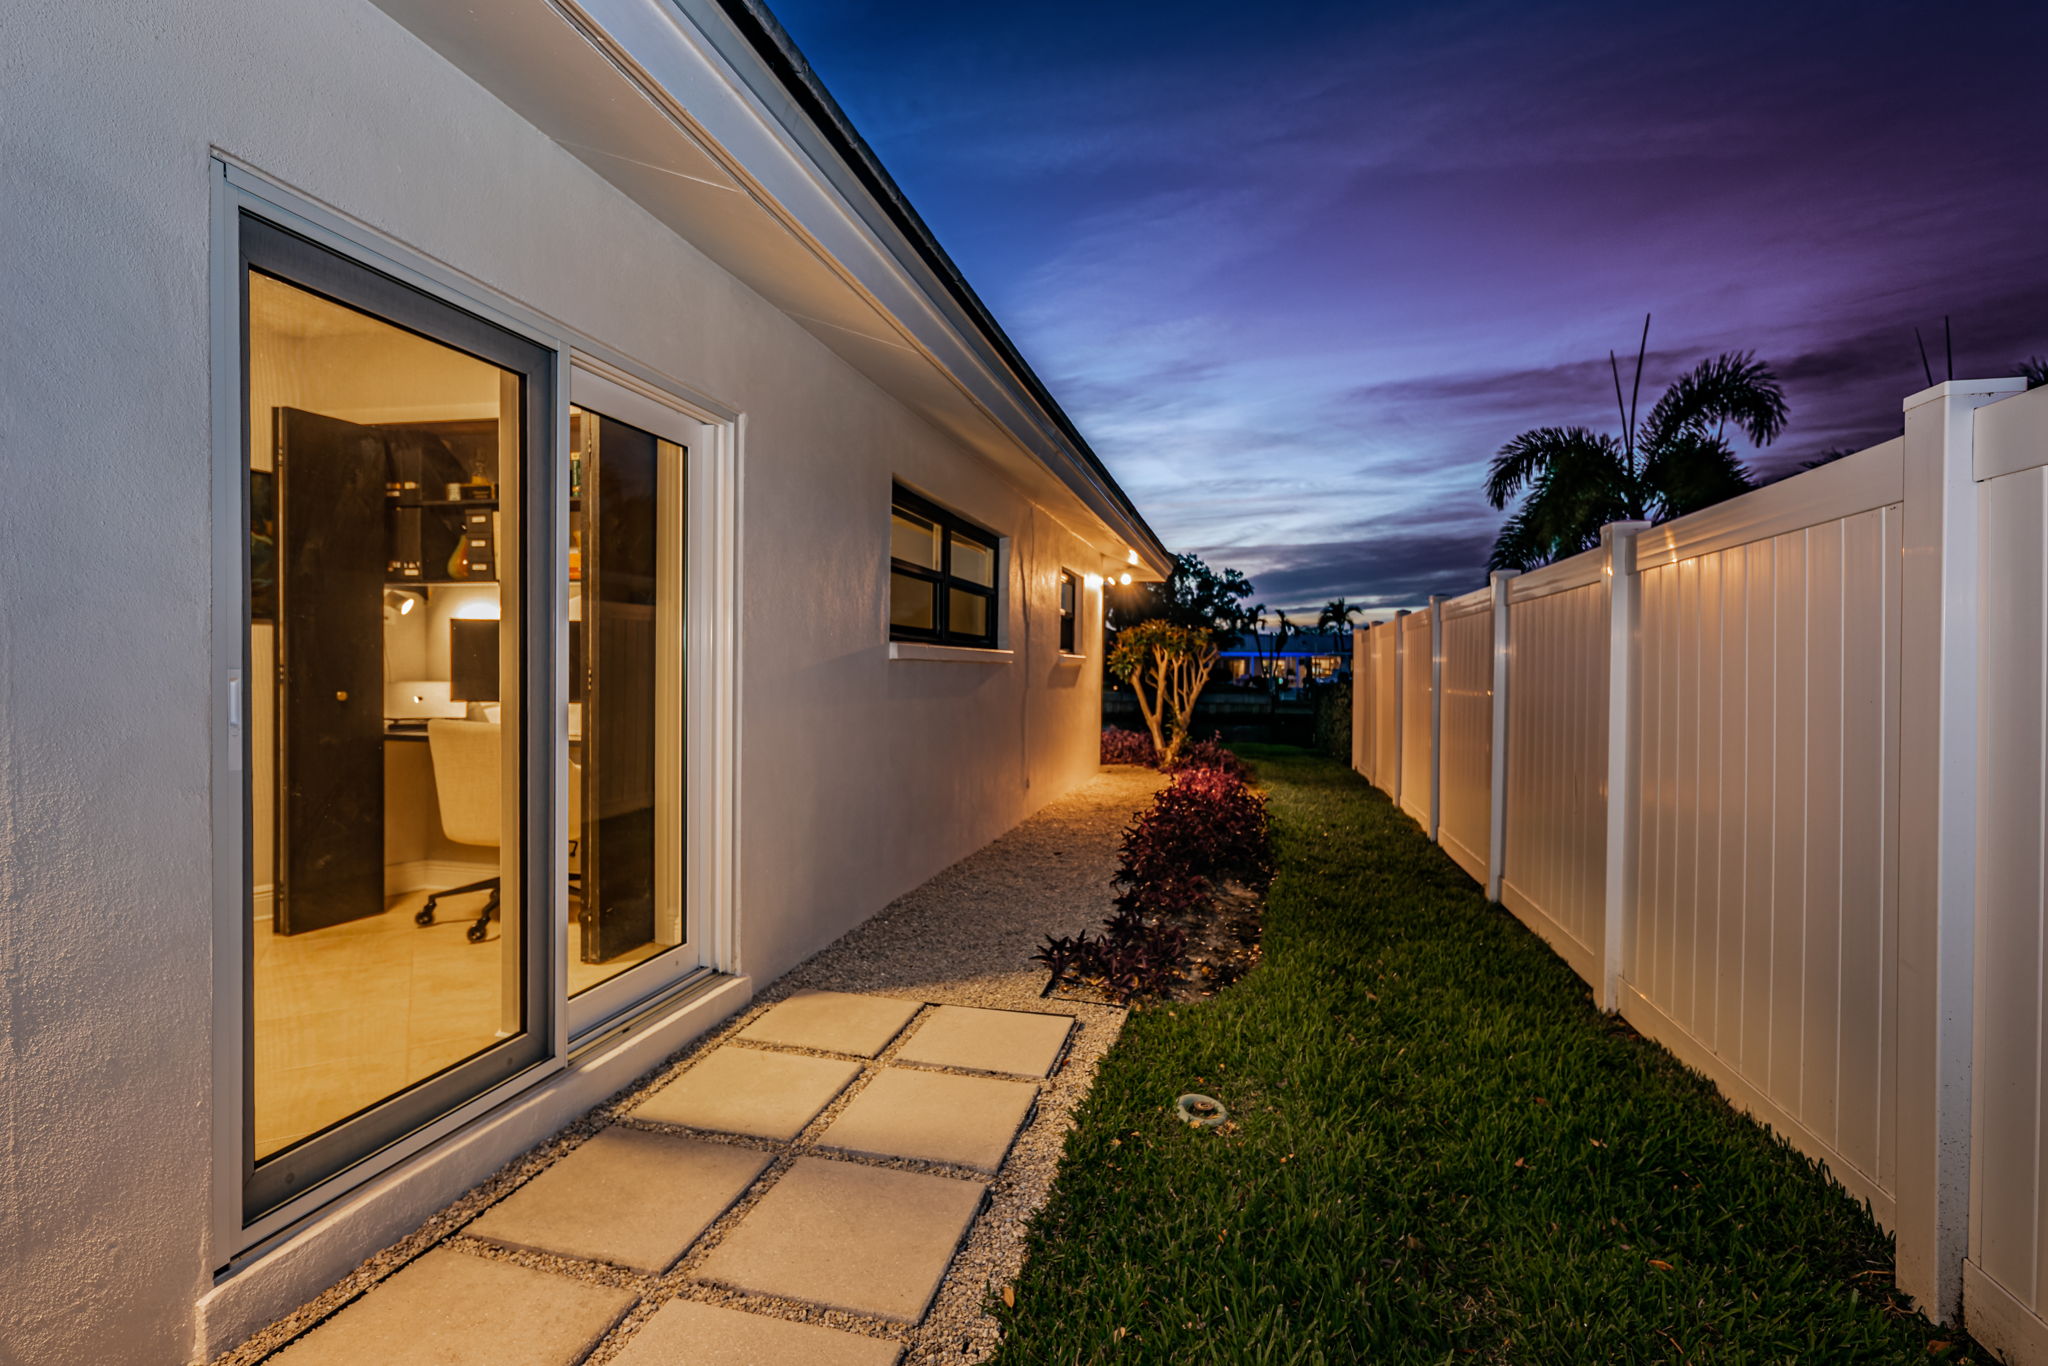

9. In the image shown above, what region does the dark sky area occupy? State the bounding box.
[767,0,2048,617]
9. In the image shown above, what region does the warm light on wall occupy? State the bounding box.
[1084,573,1104,590]
[450,595,502,621]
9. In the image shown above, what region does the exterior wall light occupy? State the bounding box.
[1119,572,1132,585]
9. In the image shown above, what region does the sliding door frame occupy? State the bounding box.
[207,158,743,1265]
[564,364,733,1039]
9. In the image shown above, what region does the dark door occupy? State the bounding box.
[275,407,387,934]
[580,414,659,961]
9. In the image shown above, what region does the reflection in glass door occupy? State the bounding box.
[241,215,550,1219]
[568,407,685,996]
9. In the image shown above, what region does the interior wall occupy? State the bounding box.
[0,0,1113,1361]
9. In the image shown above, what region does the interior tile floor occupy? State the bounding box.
[253,888,670,1155]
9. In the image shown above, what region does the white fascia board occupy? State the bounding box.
[367,0,1168,576]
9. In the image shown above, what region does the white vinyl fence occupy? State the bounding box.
[1350,378,2048,1358]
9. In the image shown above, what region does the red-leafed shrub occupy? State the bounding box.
[1038,754,1272,1003]
[1162,735,1251,780]
[1118,766,1272,900]
[1100,727,1159,767]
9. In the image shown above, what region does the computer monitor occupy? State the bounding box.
[449,618,499,703]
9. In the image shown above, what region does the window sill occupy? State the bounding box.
[889,641,1015,664]
[1056,651,1087,663]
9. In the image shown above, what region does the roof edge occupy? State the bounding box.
[702,0,1171,570]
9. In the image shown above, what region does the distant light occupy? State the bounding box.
[1119,572,1132,586]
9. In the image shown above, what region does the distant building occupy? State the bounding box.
[1219,630,1350,690]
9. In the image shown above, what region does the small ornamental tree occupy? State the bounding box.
[1108,619,1219,766]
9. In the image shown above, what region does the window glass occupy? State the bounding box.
[247,268,519,1162]
[891,572,936,630]
[1058,570,1078,653]
[950,533,994,587]
[891,509,939,569]
[949,588,990,640]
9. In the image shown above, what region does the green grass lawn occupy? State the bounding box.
[990,746,1982,1365]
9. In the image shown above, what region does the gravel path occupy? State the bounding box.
[222,765,1164,1366]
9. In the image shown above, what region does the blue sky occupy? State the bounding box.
[768,0,2048,618]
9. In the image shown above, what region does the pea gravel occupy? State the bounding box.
[218,765,1165,1366]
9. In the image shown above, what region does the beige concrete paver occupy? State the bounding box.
[467,1127,770,1272]
[272,1247,633,1366]
[633,1046,861,1140]
[738,989,922,1056]
[697,1156,986,1321]
[609,1299,903,1366]
[893,1005,1074,1078]
[819,1068,1037,1172]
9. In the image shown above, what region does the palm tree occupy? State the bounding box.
[1316,598,1361,657]
[1270,610,1297,689]
[1485,328,1788,572]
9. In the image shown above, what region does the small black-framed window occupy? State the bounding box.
[1057,569,1078,654]
[890,484,999,648]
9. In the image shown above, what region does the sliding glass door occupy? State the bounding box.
[240,215,553,1220]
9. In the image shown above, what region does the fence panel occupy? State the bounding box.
[1370,622,1400,799]
[1437,590,1493,885]
[1399,607,1435,828]
[1966,383,2048,1353]
[1500,551,1609,987]
[1621,441,1904,1223]
[1352,630,1372,777]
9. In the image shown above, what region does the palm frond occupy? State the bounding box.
[1641,352,1788,449]
[1642,431,1753,521]
[1486,506,1549,573]
[1486,427,1623,509]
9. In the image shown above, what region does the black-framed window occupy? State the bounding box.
[890,484,999,648]
[1057,569,1078,653]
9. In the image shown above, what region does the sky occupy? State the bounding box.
[767,0,2048,619]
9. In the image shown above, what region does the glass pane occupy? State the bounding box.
[1059,572,1076,616]
[891,572,935,630]
[568,407,684,996]
[891,507,939,569]
[950,532,994,587]
[949,588,990,640]
[248,269,520,1161]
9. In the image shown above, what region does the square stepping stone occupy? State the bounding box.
[468,1127,770,1273]
[819,1068,1037,1172]
[274,1247,633,1365]
[893,1005,1073,1078]
[737,990,922,1057]
[697,1156,985,1322]
[610,1298,901,1366]
[634,1046,860,1140]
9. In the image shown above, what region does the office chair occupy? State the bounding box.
[415,719,583,943]
[417,718,502,943]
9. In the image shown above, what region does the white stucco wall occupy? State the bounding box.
[0,1,1112,1360]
